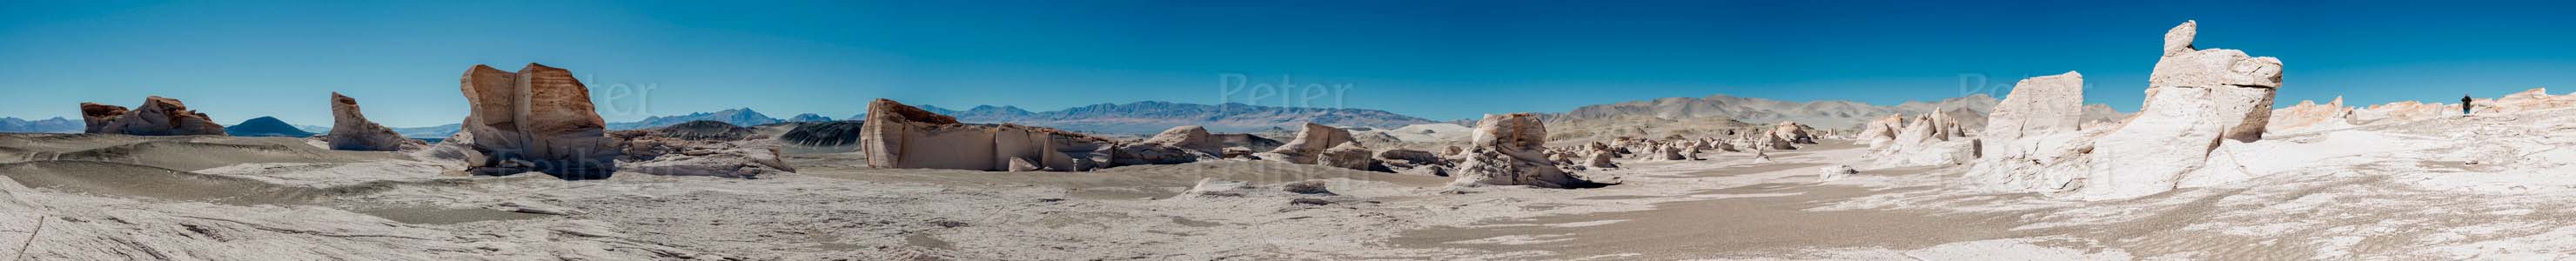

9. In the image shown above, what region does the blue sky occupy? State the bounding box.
[4,1,2574,127]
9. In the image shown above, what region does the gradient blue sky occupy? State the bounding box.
[4,1,2574,127]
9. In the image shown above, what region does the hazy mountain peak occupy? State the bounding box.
[225,116,316,137]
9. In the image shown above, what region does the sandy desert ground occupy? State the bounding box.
[10,104,2576,260]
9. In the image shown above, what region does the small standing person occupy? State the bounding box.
[2462,94,2475,115]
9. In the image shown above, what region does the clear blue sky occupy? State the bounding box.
[4,1,2574,127]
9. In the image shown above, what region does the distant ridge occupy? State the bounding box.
[0,117,83,133]
[607,108,782,130]
[853,101,1437,135]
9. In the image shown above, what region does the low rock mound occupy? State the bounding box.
[778,120,865,147]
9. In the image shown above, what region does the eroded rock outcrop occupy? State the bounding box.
[456,64,621,179]
[862,98,1117,171]
[1862,111,1981,168]
[325,92,426,151]
[1448,113,1602,188]
[1967,71,2099,192]
[1856,115,1904,149]
[81,97,229,136]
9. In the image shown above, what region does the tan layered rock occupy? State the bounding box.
[862,98,1117,171]
[1449,113,1601,188]
[83,97,228,136]
[78,103,128,133]
[325,92,425,151]
[456,64,620,179]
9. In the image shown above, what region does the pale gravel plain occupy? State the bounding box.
[6,109,2576,260]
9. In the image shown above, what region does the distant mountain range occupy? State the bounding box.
[225,116,317,137]
[1545,94,2127,130]
[607,109,783,130]
[785,113,833,123]
[852,101,1439,135]
[0,117,83,133]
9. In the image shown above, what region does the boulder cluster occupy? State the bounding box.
[1965,21,2289,200]
[79,96,229,136]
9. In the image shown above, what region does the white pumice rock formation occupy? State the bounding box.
[1968,21,2289,200]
